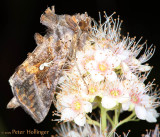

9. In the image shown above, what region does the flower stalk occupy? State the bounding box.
[100,105,107,133]
[86,114,100,127]
[49,6,160,137]
[117,111,136,128]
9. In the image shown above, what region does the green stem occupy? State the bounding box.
[115,109,118,125]
[86,114,100,127]
[114,104,121,126]
[108,111,136,137]
[106,112,114,127]
[100,106,107,133]
[117,111,135,127]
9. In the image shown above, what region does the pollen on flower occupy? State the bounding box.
[131,94,140,104]
[72,100,82,111]
[89,87,97,94]
[46,5,160,134]
[110,89,121,97]
[98,63,107,72]
[74,102,81,110]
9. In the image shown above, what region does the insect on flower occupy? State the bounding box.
[7,6,92,123]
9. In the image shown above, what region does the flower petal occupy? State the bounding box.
[135,105,147,120]
[105,71,117,82]
[140,95,151,108]
[146,110,157,123]
[61,108,77,121]
[83,101,92,113]
[117,50,130,61]
[67,131,81,137]
[74,113,86,126]
[106,56,121,68]
[118,93,130,103]
[101,96,117,109]
[94,49,112,62]
[90,71,104,82]
[121,62,130,72]
[60,95,74,107]
[122,102,130,110]
[146,109,159,123]
[85,60,97,71]
[125,71,137,80]
[132,58,141,66]
[139,65,152,72]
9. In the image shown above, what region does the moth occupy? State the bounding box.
[7,6,91,123]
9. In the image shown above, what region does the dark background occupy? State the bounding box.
[0,0,160,137]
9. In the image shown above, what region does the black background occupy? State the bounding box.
[0,0,160,137]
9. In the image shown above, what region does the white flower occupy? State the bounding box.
[54,9,159,131]
[75,49,95,75]
[54,122,82,137]
[101,80,130,109]
[67,131,81,137]
[145,108,159,123]
[144,124,159,137]
[78,77,103,102]
[114,42,131,61]
[85,49,121,82]
[123,93,159,122]
[101,96,117,109]
[91,14,154,78]
[128,57,152,72]
[57,94,92,126]
[121,62,138,81]
[135,105,147,120]
[55,122,129,137]
[121,80,159,122]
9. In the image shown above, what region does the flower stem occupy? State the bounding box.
[86,114,100,127]
[114,108,118,125]
[100,105,107,133]
[117,111,136,127]
[108,111,136,137]
[114,104,121,126]
[106,112,114,127]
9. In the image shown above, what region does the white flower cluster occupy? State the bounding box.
[55,13,159,126]
[54,122,160,137]
[143,124,159,137]
[55,122,129,137]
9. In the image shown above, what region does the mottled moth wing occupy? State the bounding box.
[7,6,92,123]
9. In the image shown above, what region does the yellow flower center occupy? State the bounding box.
[89,87,97,94]
[98,63,107,72]
[131,94,139,104]
[74,102,81,110]
[110,89,120,97]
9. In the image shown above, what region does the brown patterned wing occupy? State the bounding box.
[8,33,56,123]
[8,31,75,123]
[7,6,92,123]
